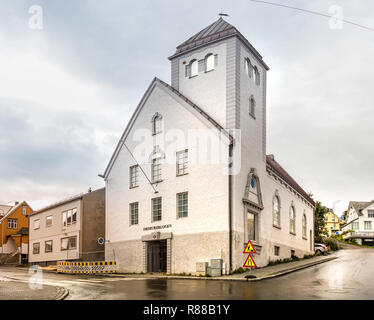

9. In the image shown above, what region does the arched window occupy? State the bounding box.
[254,66,260,85]
[289,206,296,234]
[245,58,253,78]
[205,54,215,72]
[249,95,256,117]
[302,213,307,238]
[190,60,198,77]
[273,194,280,227]
[245,58,250,76]
[152,113,163,135]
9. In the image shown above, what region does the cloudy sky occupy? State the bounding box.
[0,0,373,215]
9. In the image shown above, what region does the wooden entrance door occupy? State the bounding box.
[147,240,167,273]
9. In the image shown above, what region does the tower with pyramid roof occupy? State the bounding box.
[169,18,269,164]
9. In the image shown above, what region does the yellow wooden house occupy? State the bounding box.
[324,211,344,236]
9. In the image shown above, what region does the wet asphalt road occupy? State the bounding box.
[1,248,374,299]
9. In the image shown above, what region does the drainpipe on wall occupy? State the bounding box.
[228,142,233,274]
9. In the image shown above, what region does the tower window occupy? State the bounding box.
[254,66,260,85]
[249,95,256,118]
[190,60,198,77]
[245,58,253,79]
[205,54,215,72]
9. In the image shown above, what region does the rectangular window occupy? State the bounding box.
[291,250,295,257]
[72,208,77,224]
[352,221,359,230]
[368,210,374,218]
[176,150,188,176]
[274,246,280,256]
[67,210,72,225]
[33,242,40,254]
[364,221,372,230]
[45,240,53,253]
[152,158,162,182]
[130,202,139,225]
[62,211,67,227]
[7,218,18,229]
[22,205,27,215]
[177,192,188,218]
[46,215,53,228]
[34,219,40,230]
[247,212,256,241]
[130,165,139,188]
[61,236,77,250]
[62,208,77,227]
[152,197,162,222]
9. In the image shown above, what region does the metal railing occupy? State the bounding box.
[343,231,374,239]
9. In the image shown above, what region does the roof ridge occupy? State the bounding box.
[266,155,315,206]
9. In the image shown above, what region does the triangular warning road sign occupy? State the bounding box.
[243,254,257,268]
[243,239,256,254]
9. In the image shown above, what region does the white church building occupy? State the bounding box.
[101,18,315,274]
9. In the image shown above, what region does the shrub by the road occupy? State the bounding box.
[323,238,340,251]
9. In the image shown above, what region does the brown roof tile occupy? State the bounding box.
[266,154,315,206]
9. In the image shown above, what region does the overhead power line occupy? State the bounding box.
[249,0,374,32]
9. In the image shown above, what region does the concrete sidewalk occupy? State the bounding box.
[0,279,68,300]
[95,253,337,281]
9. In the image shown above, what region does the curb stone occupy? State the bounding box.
[244,256,338,281]
[40,255,337,283]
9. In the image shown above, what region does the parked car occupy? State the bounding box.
[314,243,328,254]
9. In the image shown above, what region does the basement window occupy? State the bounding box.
[274,246,280,256]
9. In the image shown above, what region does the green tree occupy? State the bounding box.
[314,201,329,242]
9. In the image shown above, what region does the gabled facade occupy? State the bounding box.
[324,211,344,236]
[29,188,105,266]
[0,201,32,264]
[102,18,315,274]
[342,201,374,245]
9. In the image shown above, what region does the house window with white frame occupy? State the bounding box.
[62,208,77,227]
[273,195,280,228]
[176,150,188,176]
[22,205,27,215]
[152,158,162,183]
[46,215,53,228]
[33,242,40,254]
[302,214,307,238]
[352,221,359,230]
[289,206,296,234]
[7,218,18,229]
[61,236,77,250]
[152,197,162,222]
[368,210,374,218]
[34,219,40,230]
[177,192,188,218]
[364,221,372,230]
[130,165,139,188]
[130,202,139,225]
[45,240,53,253]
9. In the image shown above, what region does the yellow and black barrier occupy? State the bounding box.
[57,261,117,274]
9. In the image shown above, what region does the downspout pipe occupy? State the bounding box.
[228,141,233,274]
